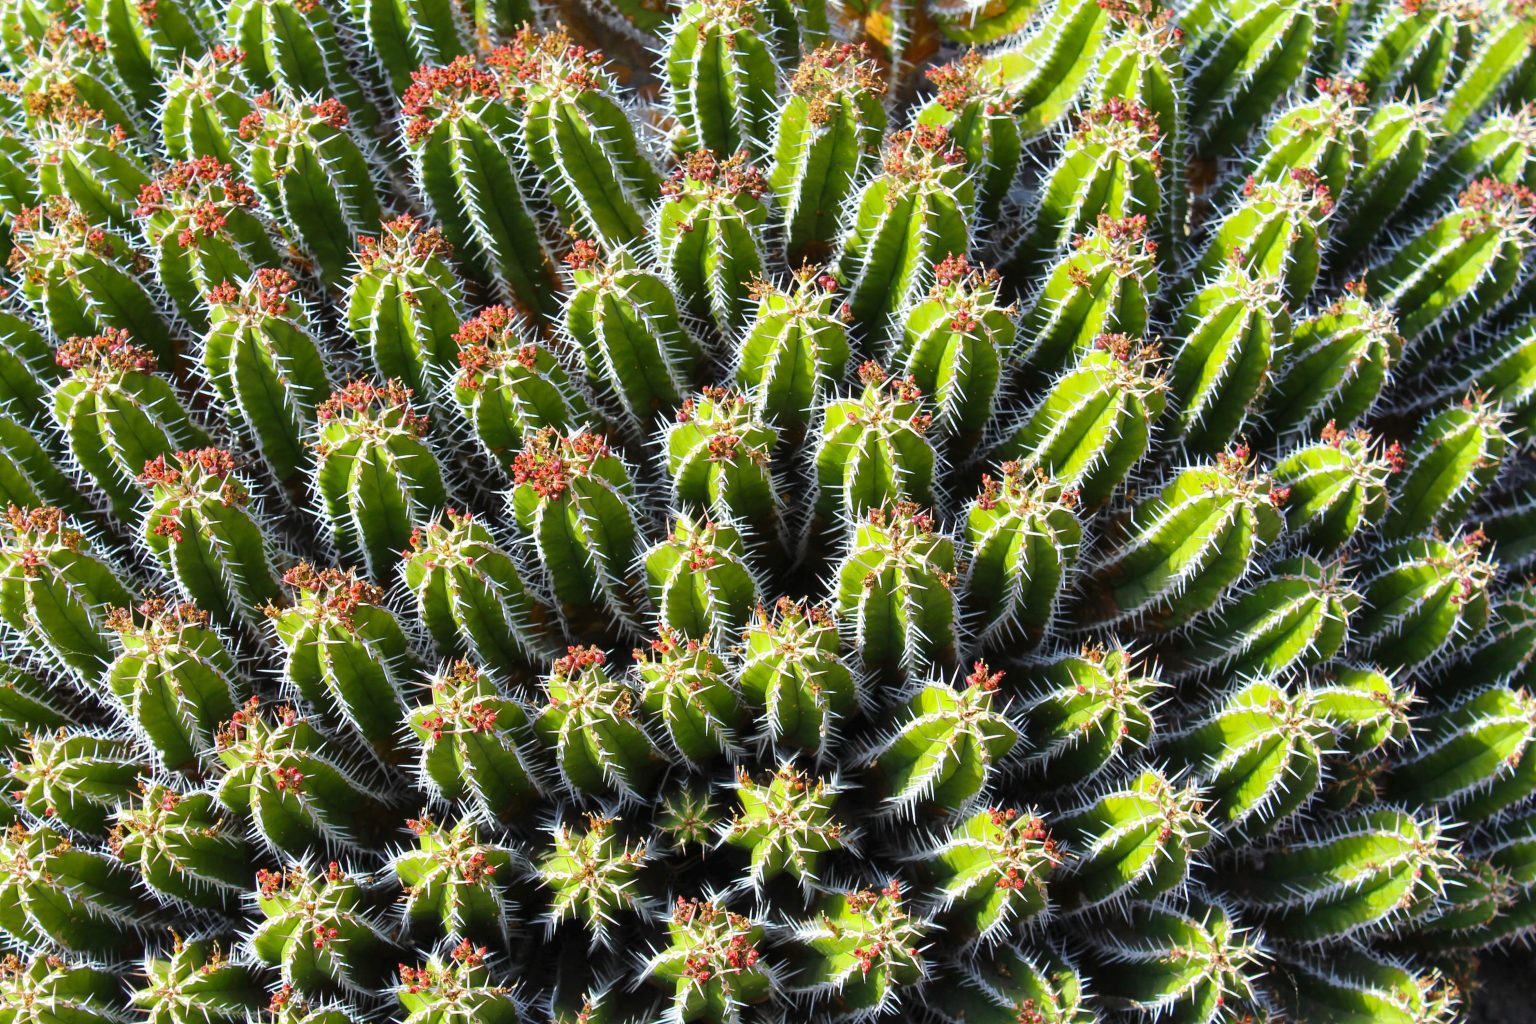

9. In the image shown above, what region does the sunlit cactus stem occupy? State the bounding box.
[2,727,142,836]
[91,0,211,117]
[644,897,772,1023]
[918,51,1023,227]
[735,266,851,437]
[1335,99,1437,256]
[836,502,959,676]
[132,157,279,334]
[132,937,264,1024]
[391,816,518,947]
[1188,0,1320,154]
[533,646,663,798]
[346,216,463,402]
[1355,531,1497,670]
[1381,393,1512,541]
[346,0,464,96]
[916,806,1061,944]
[139,447,284,630]
[402,509,550,675]
[791,883,929,1019]
[737,598,856,756]
[657,150,770,338]
[635,628,743,763]
[771,44,887,266]
[1268,424,1395,554]
[1265,281,1402,439]
[814,363,937,525]
[509,428,645,632]
[312,379,446,583]
[834,126,974,346]
[963,463,1081,647]
[52,329,208,521]
[238,91,383,289]
[891,255,1014,440]
[160,47,257,166]
[663,0,779,159]
[9,195,180,372]
[563,241,700,429]
[645,514,761,643]
[400,55,561,316]
[452,305,591,472]
[110,783,254,905]
[502,27,661,249]
[268,562,417,753]
[665,387,782,542]
[105,599,242,774]
[0,822,151,955]
[1080,445,1287,629]
[724,763,848,892]
[1010,100,1164,279]
[249,862,396,996]
[0,505,133,682]
[407,660,543,822]
[1013,214,1159,382]
[227,0,382,136]
[204,269,332,489]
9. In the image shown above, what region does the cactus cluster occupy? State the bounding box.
[0,0,1535,1020]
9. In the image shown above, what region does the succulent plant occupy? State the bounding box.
[0,3,1528,1021]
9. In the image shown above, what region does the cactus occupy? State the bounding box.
[1354,532,1496,670]
[656,150,769,337]
[665,388,782,541]
[537,813,653,945]
[533,646,663,798]
[563,242,700,428]
[962,463,1081,645]
[790,883,929,1019]
[644,896,770,1022]
[890,255,1013,438]
[160,47,258,166]
[132,938,264,1024]
[268,562,416,752]
[509,429,644,630]
[346,216,463,401]
[9,197,180,372]
[203,269,332,488]
[1381,393,1512,540]
[1012,214,1159,382]
[915,806,1060,942]
[1166,267,1291,454]
[1011,100,1164,278]
[734,266,850,437]
[312,379,446,583]
[227,0,379,135]
[406,660,543,821]
[399,56,560,316]
[814,363,936,525]
[452,307,590,470]
[3,728,142,835]
[663,0,778,159]
[402,509,548,676]
[994,333,1165,507]
[1367,178,1536,368]
[104,600,241,773]
[737,599,856,756]
[214,698,393,854]
[834,126,973,344]
[237,91,382,289]
[139,449,284,629]
[1080,900,1268,1022]
[0,0,1531,1015]
[866,661,1019,814]
[1053,769,1211,909]
[1232,808,1457,943]
[52,330,207,520]
[834,503,958,676]
[110,783,253,904]
[502,28,660,249]
[0,822,149,955]
[1080,446,1286,628]
[132,157,280,333]
[771,44,887,266]
[1265,281,1402,439]
[0,505,135,681]
[391,815,518,945]
[635,628,743,762]
[724,763,846,891]
[644,515,760,645]
[249,862,395,995]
